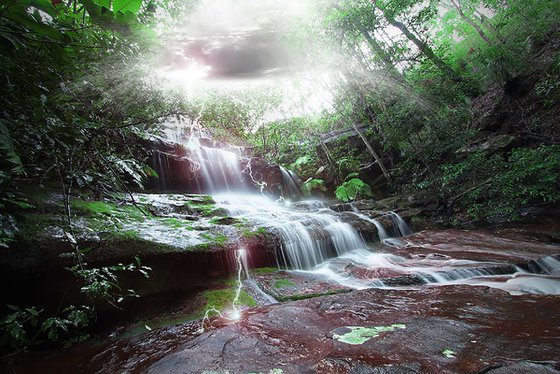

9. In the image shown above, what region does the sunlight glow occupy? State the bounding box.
[162,64,211,84]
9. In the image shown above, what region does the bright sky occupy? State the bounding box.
[151,0,337,122]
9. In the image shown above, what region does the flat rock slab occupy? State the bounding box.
[64,285,559,373]
[393,229,560,263]
[252,270,351,301]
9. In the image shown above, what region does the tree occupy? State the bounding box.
[376,2,462,81]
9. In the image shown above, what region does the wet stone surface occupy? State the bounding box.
[251,269,351,301]
[38,285,558,374]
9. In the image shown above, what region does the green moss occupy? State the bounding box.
[160,217,194,229]
[274,279,295,288]
[70,199,148,221]
[192,204,225,217]
[15,213,61,238]
[241,226,268,238]
[186,194,214,204]
[200,233,228,246]
[208,216,241,225]
[190,243,211,251]
[252,267,278,274]
[117,229,141,240]
[198,286,257,318]
[332,324,406,345]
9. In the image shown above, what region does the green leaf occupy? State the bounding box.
[112,0,142,14]
[93,0,111,9]
[3,4,63,40]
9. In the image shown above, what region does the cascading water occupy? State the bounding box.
[349,203,389,240]
[215,194,369,270]
[389,211,413,236]
[155,130,559,301]
[279,166,301,198]
[185,136,247,193]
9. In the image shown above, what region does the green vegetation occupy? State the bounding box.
[252,267,279,275]
[335,176,372,203]
[1,0,559,356]
[241,227,269,238]
[203,288,257,311]
[200,233,229,247]
[434,146,560,221]
[332,324,406,345]
[301,179,327,196]
[273,279,296,288]
[71,200,148,221]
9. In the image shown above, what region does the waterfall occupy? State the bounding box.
[185,136,246,193]
[152,151,170,191]
[279,166,301,198]
[389,211,413,236]
[349,203,389,240]
[215,194,367,270]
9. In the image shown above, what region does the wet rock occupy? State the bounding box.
[143,136,293,196]
[0,192,281,317]
[38,285,558,373]
[396,229,560,263]
[483,361,560,374]
[379,274,425,287]
[251,269,351,301]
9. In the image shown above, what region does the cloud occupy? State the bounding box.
[160,0,310,80]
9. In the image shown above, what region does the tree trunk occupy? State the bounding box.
[381,10,462,82]
[449,0,492,44]
[475,10,508,44]
[351,122,391,181]
[361,30,407,84]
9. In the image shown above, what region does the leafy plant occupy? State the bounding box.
[301,178,326,196]
[70,257,151,307]
[0,304,94,349]
[335,176,372,202]
[0,305,42,348]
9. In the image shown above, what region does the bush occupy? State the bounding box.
[438,146,560,221]
[335,176,372,202]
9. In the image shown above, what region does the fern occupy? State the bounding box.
[335,177,372,202]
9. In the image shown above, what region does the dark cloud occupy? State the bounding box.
[176,30,291,79]
[159,0,306,80]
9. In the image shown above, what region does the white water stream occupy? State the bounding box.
[161,136,560,298]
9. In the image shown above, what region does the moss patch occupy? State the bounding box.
[203,288,257,311]
[274,279,295,288]
[159,218,196,230]
[70,199,148,221]
[332,324,406,345]
[241,227,268,238]
[252,267,278,274]
[200,233,228,246]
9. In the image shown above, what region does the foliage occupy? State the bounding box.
[274,279,295,288]
[335,176,372,202]
[301,179,326,196]
[430,146,560,221]
[0,304,93,349]
[241,227,268,238]
[0,305,42,348]
[71,257,151,307]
